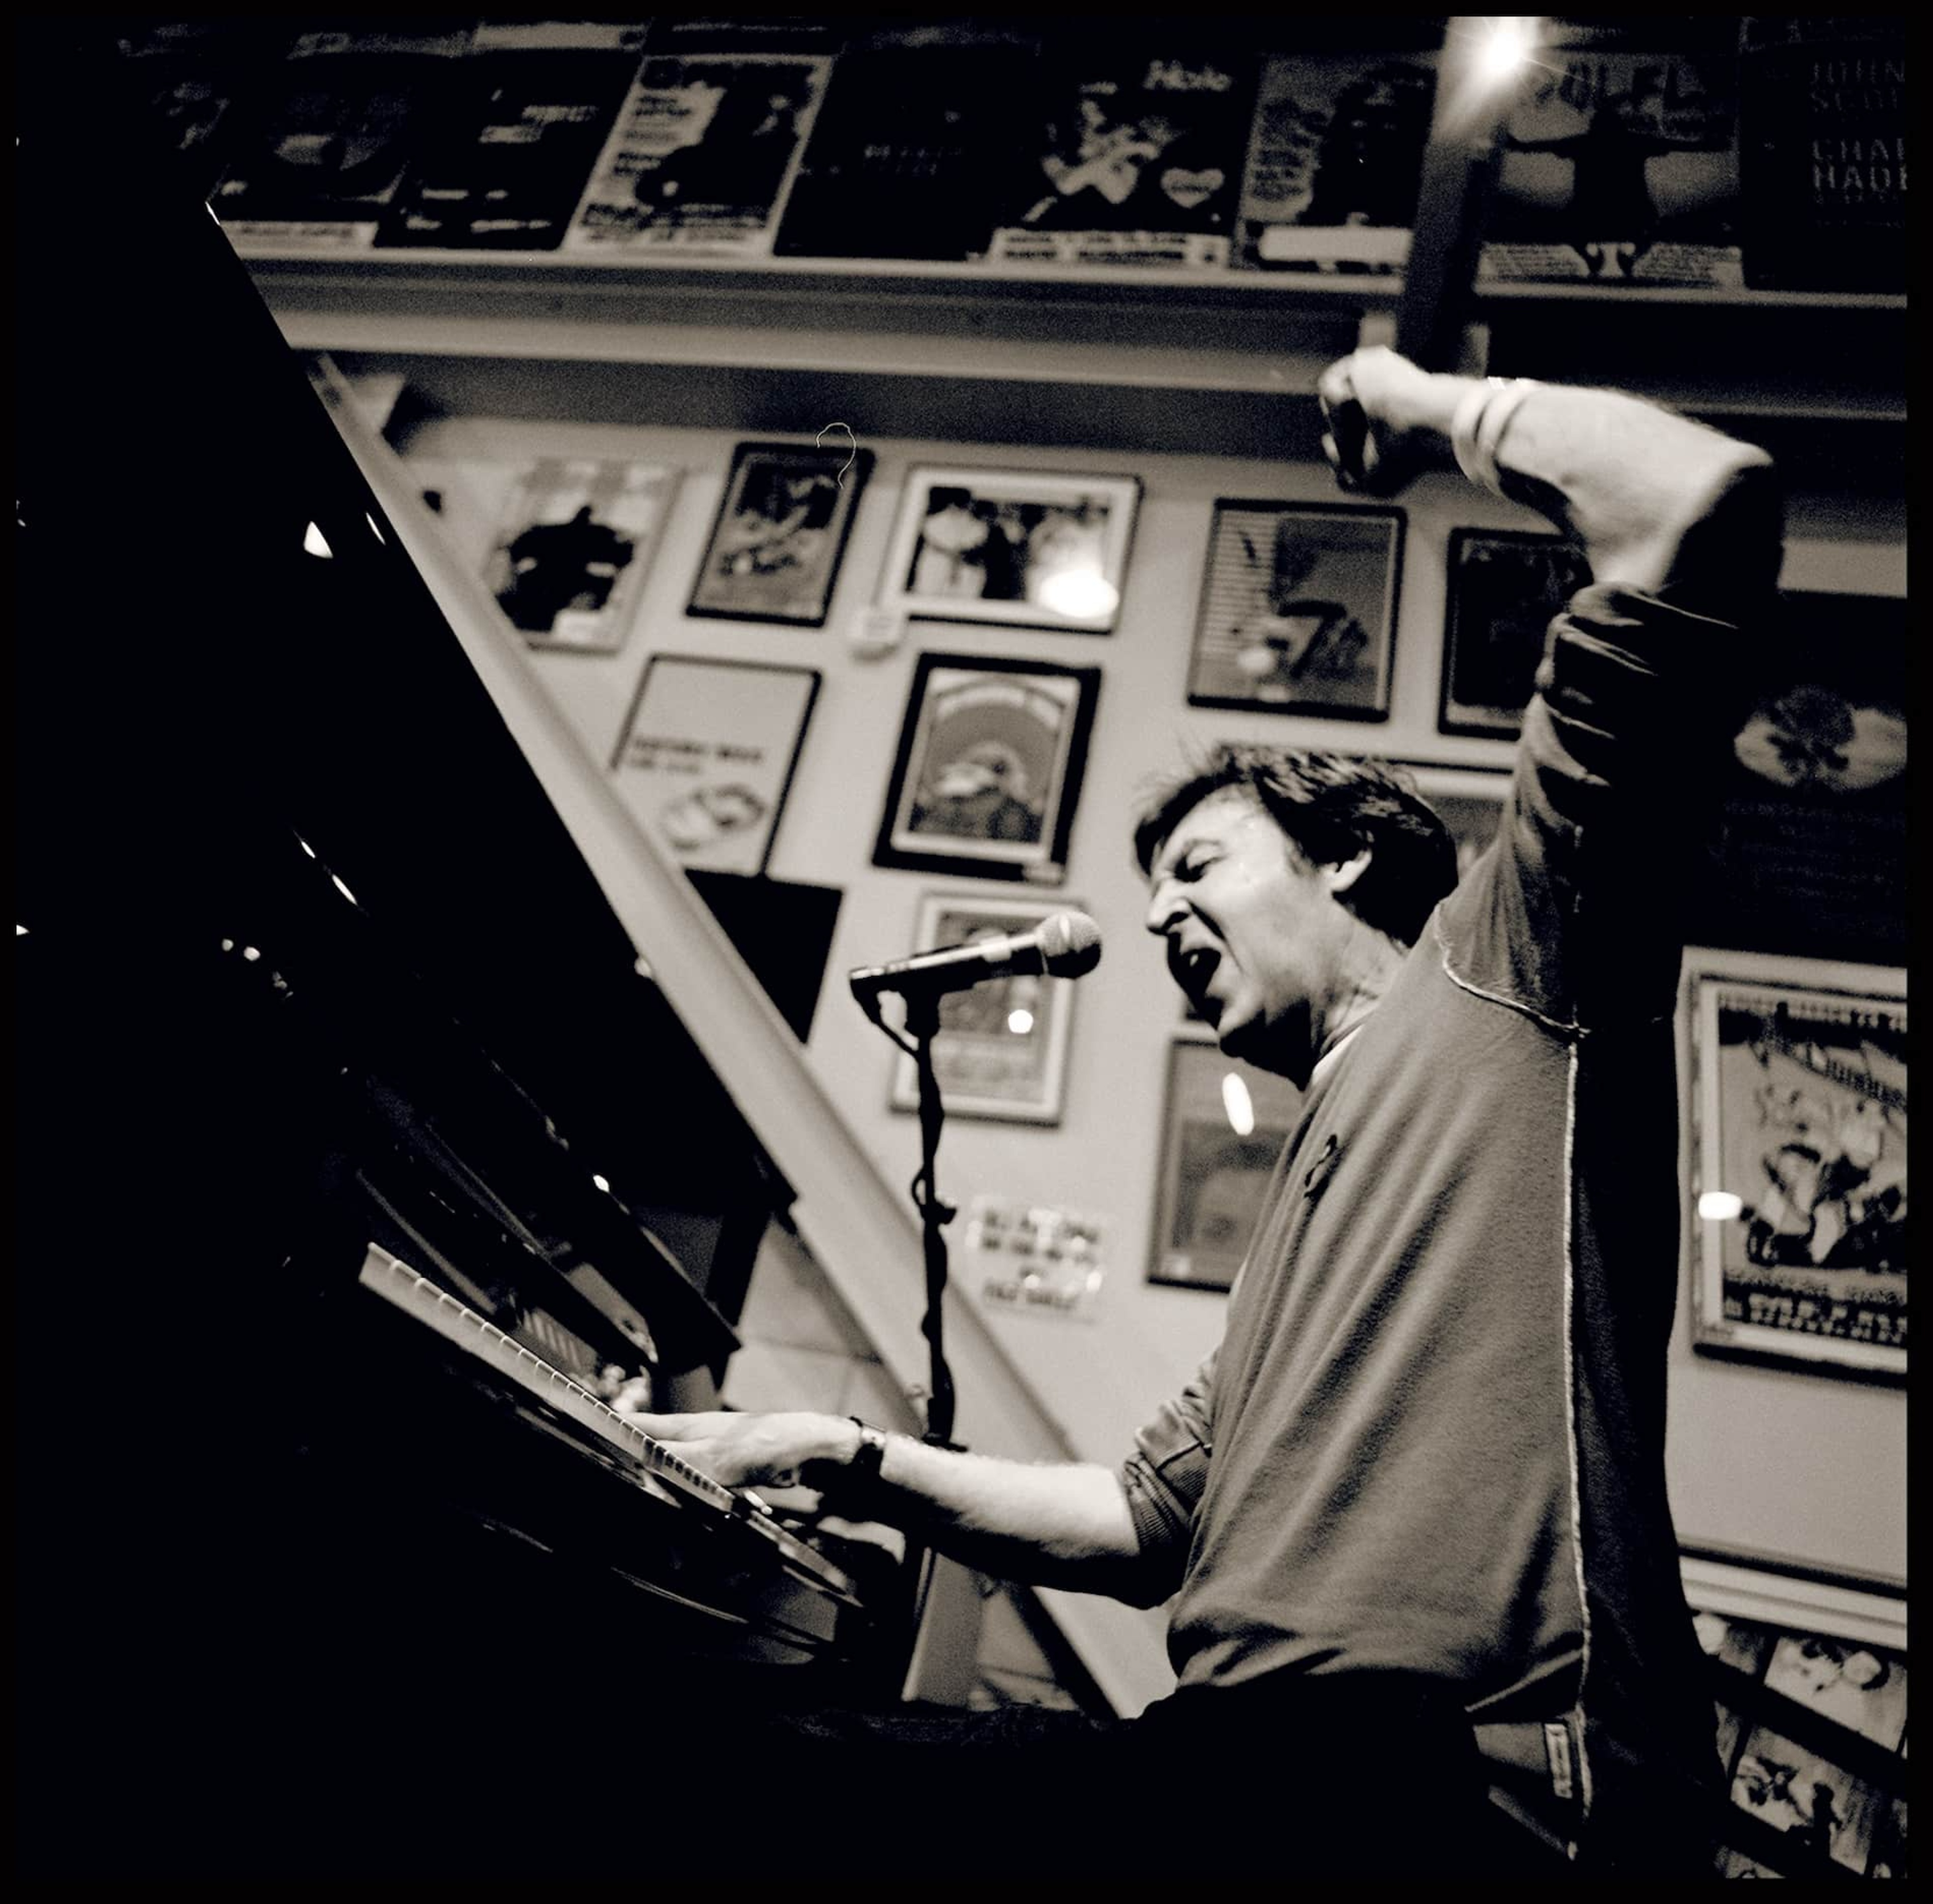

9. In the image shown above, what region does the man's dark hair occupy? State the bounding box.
[1133,746,1459,947]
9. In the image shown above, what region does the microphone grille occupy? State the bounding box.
[1038,910,1103,978]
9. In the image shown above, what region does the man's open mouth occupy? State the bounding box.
[1172,943,1221,1010]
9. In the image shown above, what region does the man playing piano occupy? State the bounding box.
[620,347,1781,1877]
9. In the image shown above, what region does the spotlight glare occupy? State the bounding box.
[1474,16,1537,85]
[1034,570,1119,622]
[1221,1072,1256,1136]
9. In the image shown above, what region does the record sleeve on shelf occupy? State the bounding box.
[114,21,291,198]
[484,458,681,655]
[209,28,474,250]
[988,48,1259,269]
[376,46,638,250]
[1234,52,1436,273]
[564,53,830,254]
[773,38,1046,262]
[1738,20,1905,293]
[1478,42,1745,288]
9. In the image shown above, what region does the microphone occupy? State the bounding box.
[849,910,1102,1003]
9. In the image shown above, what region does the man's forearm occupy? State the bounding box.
[614,1402,1164,1604]
[822,1429,1160,1604]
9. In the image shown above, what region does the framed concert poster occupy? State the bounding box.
[1691,590,1906,970]
[1683,948,1906,1381]
[610,654,819,876]
[1148,1035,1303,1292]
[1439,527,1591,738]
[1187,501,1403,718]
[485,456,681,653]
[1683,1550,1908,1878]
[877,467,1140,634]
[887,892,1083,1125]
[687,439,872,627]
[873,651,1101,885]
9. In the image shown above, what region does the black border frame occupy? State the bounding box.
[871,650,1101,884]
[610,651,822,878]
[686,438,874,629]
[1185,497,1405,721]
[1437,525,1590,740]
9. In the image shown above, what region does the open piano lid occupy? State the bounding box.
[15,22,767,1368]
[17,28,888,1877]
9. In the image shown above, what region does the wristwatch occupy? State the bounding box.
[848,1416,889,1484]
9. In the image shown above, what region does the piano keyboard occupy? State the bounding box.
[357,1243,861,1604]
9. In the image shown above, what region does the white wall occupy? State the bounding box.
[398,402,1906,1584]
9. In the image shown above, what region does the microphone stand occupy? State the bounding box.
[853,985,961,1447]
[903,991,958,1448]
[853,983,964,1693]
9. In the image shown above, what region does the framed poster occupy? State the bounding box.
[1684,1551,1907,1878]
[878,467,1140,633]
[1684,949,1906,1381]
[486,458,681,653]
[1438,527,1591,738]
[873,652,1101,885]
[611,655,819,876]
[1393,759,1511,884]
[887,893,1083,1124]
[1148,1036,1304,1292]
[687,440,872,627]
[1187,501,1403,718]
[1692,590,1906,969]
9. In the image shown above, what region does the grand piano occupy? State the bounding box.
[15,27,897,1876]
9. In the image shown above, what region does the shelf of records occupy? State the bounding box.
[431,420,1906,969]
[1681,1551,1907,1879]
[127,21,1907,318]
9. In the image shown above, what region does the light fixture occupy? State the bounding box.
[303,522,333,558]
[330,873,358,906]
[1697,1191,1745,1223]
[1007,1008,1035,1036]
[1472,16,1539,86]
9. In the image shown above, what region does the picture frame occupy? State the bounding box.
[1439,527,1591,738]
[873,651,1101,885]
[878,466,1140,633]
[1690,589,1906,969]
[485,456,681,653]
[887,892,1083,1124]
[1682,947,1906,1382]
[610,654,820,876]
[1187,500,1404,719]
[1148,1035,1305,1292]
[1392,759,1512,884]
[687,439,872,627]
[1681,1549,1907,1878]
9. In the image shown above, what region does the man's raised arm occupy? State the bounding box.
[1316,346,1781,612]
